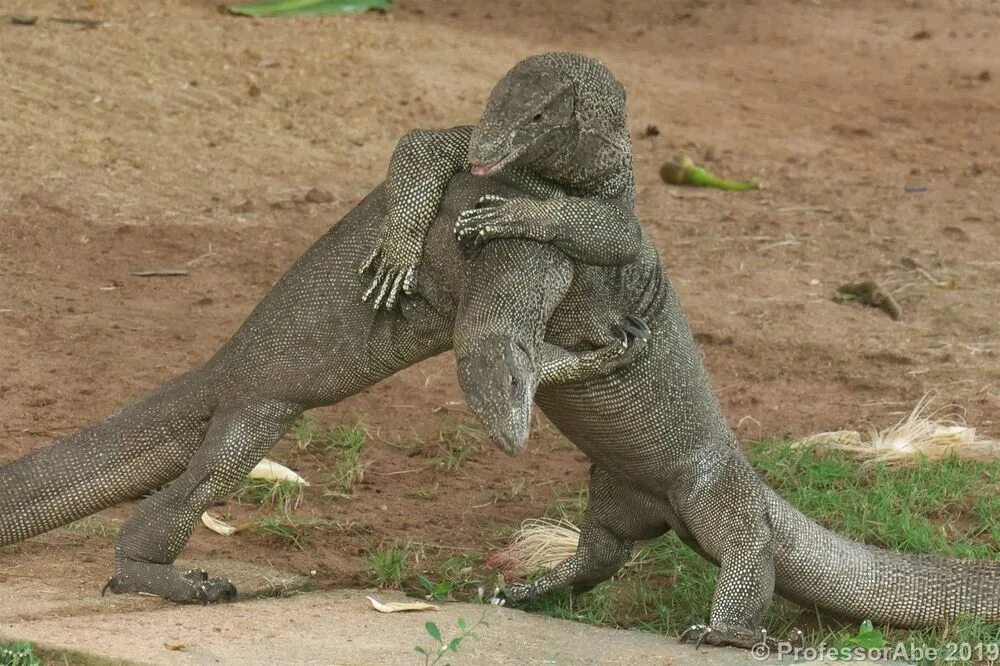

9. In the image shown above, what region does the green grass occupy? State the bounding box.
[0,640,131,666]
[366,544,411,588]
[292,414,368,453]
[236,478,303,509]
[324,426,368,497]
[62,517,119,539]
[289,414,370,497]
[513,442,1000,661]
[0,642,40,666]
[249,512,321,550]
[433,421,486,471]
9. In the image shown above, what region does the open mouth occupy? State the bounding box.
[469,148,520,177]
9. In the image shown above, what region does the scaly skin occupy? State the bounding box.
[461,221,1000,643]
[361,52,641,310]
[0,168,640,604]
[452,132,1000,656]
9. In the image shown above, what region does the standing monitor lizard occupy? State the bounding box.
[0,55,649,605]
[417,55,1000,649]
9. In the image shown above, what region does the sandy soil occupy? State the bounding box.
[1,0,999,635]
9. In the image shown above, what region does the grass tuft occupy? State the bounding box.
[250,512,321,550]
[433,421,486,471]
[237,478,303,509]
[366,544,411,588]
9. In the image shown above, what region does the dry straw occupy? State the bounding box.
[500,518,582,575]
[495,518,647,577]
[794,393,999,466]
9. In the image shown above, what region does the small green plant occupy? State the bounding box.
[367,545,410,588]
[832,620,887,651]
[292,414,322,450]
[416,575,454,602]
[251,512,319,550]
[228,0,392,17]
[63,517,119,538]
[440,554,480,581]
[434,421,485,471]
[0,641,40,666]
[237,478,303,508]
[324,424,369,451]
[293,414,368,452]
[406,484,440,501]
[326,442,366,498]
[389,435,426,456]
[414,608,491,666]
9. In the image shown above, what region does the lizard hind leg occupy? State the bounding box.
[503,513,635,604]
[679,491,796,651]
[106,399,301,604]
[504,464,669,603]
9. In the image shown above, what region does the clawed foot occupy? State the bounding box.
[680,623,805,651]
[611,314,651,352]
[455,194,524,258]
[596,314,651,372]
[358,245,417,311]
[103,564,237,605]
[500,581,535,604]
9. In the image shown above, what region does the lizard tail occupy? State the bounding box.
[769,488,1000,627]
[0,373,216,547]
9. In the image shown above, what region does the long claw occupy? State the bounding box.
[362,265,386,303]
[359,247,379,276]
[624,315,651,340]
[401,266,416,295]
[385,271,406,309]
[373,269,395,310]
[679,624,712,647]
[620,323,644,340]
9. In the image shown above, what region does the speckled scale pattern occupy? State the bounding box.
[363,52,641,310]
[441,55,1000,643]
[465,216,1000,639]
[360,126,474,310]
[0,170,578,603]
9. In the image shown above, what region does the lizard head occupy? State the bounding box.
[456,335,539,456]
[468,52,629,185]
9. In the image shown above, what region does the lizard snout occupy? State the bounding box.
[456,338,537,456]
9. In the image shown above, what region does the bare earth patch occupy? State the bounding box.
[1,0,998,660]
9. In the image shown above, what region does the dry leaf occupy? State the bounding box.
[201,511,238,536]
[366,596,438,613]
[250,458,309,485]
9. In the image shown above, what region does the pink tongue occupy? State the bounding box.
[470,163,495,177]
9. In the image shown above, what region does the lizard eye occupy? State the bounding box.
[531,111,543,122]
[510,374,519,388]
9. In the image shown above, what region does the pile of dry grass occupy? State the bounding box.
[487,518,582,578]
[794,393,999,466]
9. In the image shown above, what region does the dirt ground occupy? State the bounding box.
[1,0,999,634]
